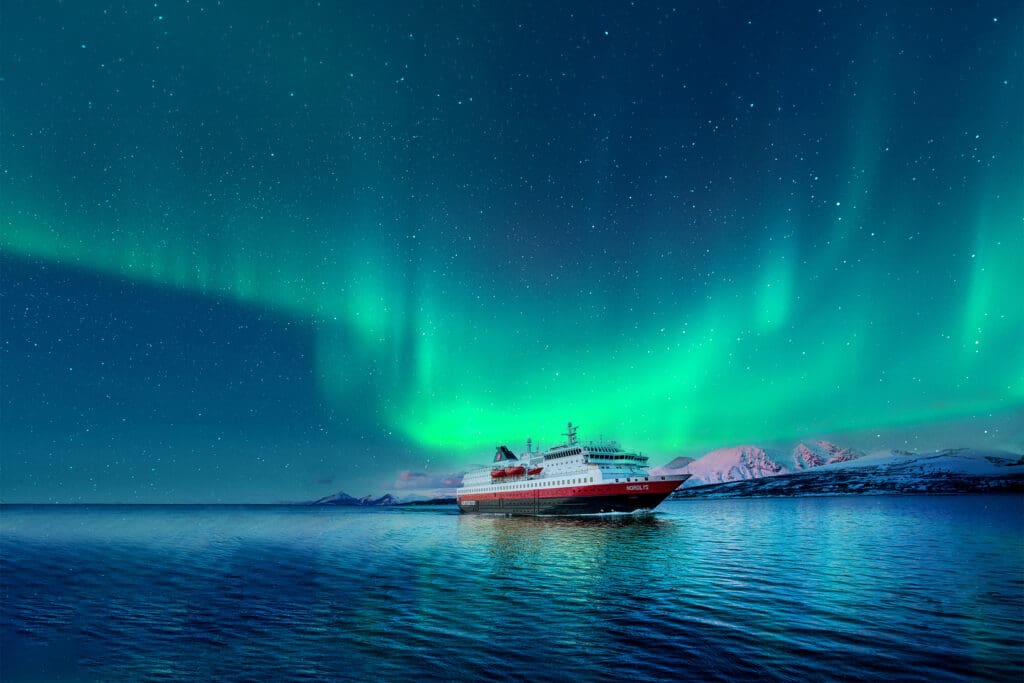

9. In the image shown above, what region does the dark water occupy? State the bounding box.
[2,496,1022,682]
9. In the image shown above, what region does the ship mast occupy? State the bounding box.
[563,421,578,446]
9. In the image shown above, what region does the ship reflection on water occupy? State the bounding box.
[459,509,673,574]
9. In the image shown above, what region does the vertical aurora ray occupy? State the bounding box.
[753,233,795,330]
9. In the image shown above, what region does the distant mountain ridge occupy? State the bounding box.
[652,440,864,487]
[311,491,400,506]
[308,492,457,506]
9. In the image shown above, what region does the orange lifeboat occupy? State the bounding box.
[491,469,507,479]
[504,466,525,477]
[527,467,543,476]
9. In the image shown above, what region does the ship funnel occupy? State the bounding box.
[494,445,518,462]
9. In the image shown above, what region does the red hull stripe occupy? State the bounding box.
[457,479,683,503]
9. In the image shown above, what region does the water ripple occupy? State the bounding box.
[1,497,1022,681]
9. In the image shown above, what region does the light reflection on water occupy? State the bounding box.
[1,496,1022,681]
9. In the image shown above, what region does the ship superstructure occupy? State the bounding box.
[457,423,690,515]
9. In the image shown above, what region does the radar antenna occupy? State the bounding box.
[563,422,578,446]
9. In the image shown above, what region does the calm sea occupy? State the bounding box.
[2,496,1022,682]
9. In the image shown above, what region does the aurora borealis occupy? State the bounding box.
[2,1,1022,502]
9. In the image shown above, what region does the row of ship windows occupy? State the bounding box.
[467,475,664,492]
[470,477,595,493]
[548,448,638,461]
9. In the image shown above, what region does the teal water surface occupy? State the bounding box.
[2,496,1022,681]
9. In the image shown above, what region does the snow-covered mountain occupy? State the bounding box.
[670,448,1024,498]
[792,440,861,467]
[662,445,787,486]
[652,440,864,487]
[818,448,1022,476]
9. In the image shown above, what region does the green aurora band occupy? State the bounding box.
[2,2,1022,463]
[4,176,1021,459]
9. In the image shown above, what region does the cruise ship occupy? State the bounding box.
[456,423,690,515]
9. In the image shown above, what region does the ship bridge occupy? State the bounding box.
[533,423,650,481]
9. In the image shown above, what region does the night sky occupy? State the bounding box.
[2,1,1021,502]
